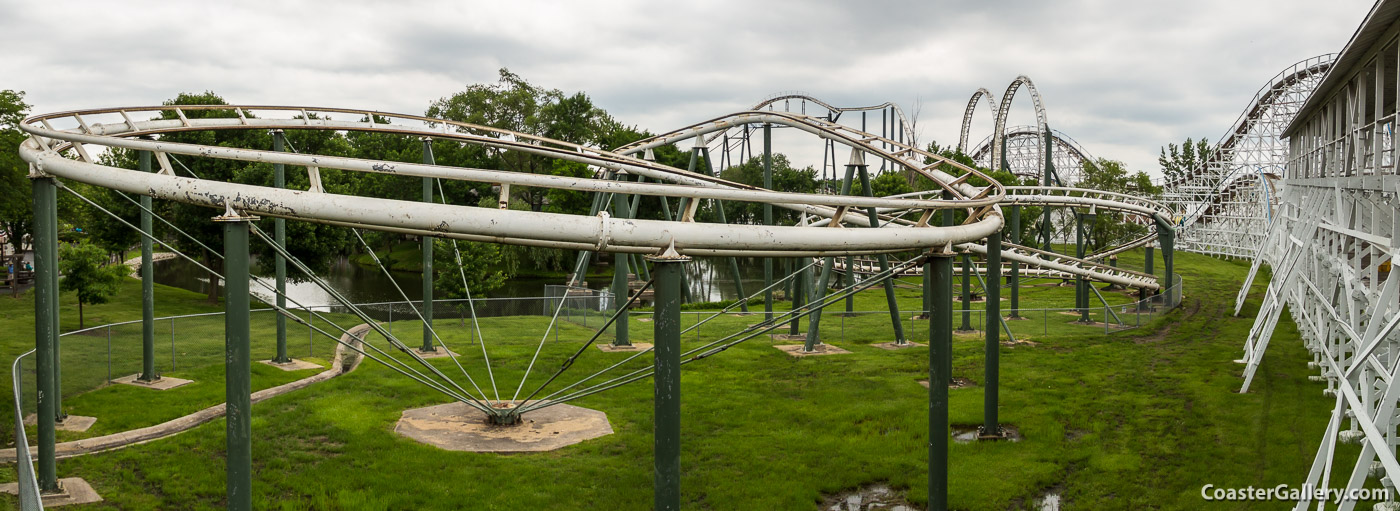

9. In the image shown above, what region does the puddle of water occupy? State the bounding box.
[951,425,1023,444]
[1036,493,1061,511]
[820,484,917,511]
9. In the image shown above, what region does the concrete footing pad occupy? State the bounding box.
[394,401,613,453]
[0,478,102,507]
[412,349,459,359]
[23,415,96,432]
[596,343,652,352]
[774,343,851,357]
[111,374,192,390]
[872,341,925,350]
[260,359,322,371]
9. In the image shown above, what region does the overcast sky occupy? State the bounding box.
[0,0,1375,177]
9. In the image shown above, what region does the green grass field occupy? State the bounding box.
[0,249,1353,509]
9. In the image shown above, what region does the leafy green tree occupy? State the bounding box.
[0,90,32,257]
[432,238,508,324]
[1158,137,1213,183]
[715,154,819,225]
[58,240,128,329]
[1077,158,1161,252]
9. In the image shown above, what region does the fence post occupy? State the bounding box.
[106,326,112,383]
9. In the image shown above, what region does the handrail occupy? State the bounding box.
[11,349,44,510]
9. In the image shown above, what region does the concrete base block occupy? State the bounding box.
[23,414,96,432]
[872,341,925,350]
[111,374,193,390]
[260,359,322,372]
[394,401,612,453]
[768,333,808,342]
[774,343,851,357]
[596,343,652,352]
[0,477,103,507]
[412,349,459,359]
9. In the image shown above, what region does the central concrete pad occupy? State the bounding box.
[395,401,613,453]
[412,349,459,359]
[0,477,102,507]
[597,342,652,352]
[112,374,192,390]
[260,359,322,371]
[24,414,96,432]
[774,343,851,357]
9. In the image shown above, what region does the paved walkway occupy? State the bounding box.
[3,323,369,461]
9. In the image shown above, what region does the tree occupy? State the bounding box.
[1077,158,1161,252]
[432,238,509,324]
[0,90,32,257]
[58,240,127,329]
[1158,137,1213,183]
[715,154,819,225]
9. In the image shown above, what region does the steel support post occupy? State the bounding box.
[1075,212,1091,322]
[420,139,435,352]
[857,164,905,343]
[1008,206,1021,318]
[271,131,290,363]
[928,252,953,511]
[31,176,59,493]
[984,232,1001,436]
[1155,218,1175,307]
[844,257,854,314]
[1145,246,1154,275]
[790,258,805,335]
[611,195,631,346]
[763,124,774,323]
[218,211,255,511]
[959,255,972,331]
[138,147,160,378]
[649,250,689,511]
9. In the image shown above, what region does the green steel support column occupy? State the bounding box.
[271,131,291,363]
[138,147,160,379]
[699,148,747,312]
[421,139,436,353]
[789,259,806,335]
[1008,205,1021,318]
[983,231,1001,436]
[32,176,59,493]
[1156,218,1175,307]
[803,258,834,351]
[921,268,932,320]
[611,196,631,346]
[218,210,255,511]
[1075,212,1091,322]
[844,257,854,314]
[856,164,905,343]
[627,177,651,282]
[649,249,688,511]
[958,255,972,331]
[928,252,953,511]
[763,124,774,322]
[47,173,62,422]
[1143,246,1156,308]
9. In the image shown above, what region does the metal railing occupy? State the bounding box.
[11,349,43,510]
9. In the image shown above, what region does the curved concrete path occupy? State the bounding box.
[4,323,369,461]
